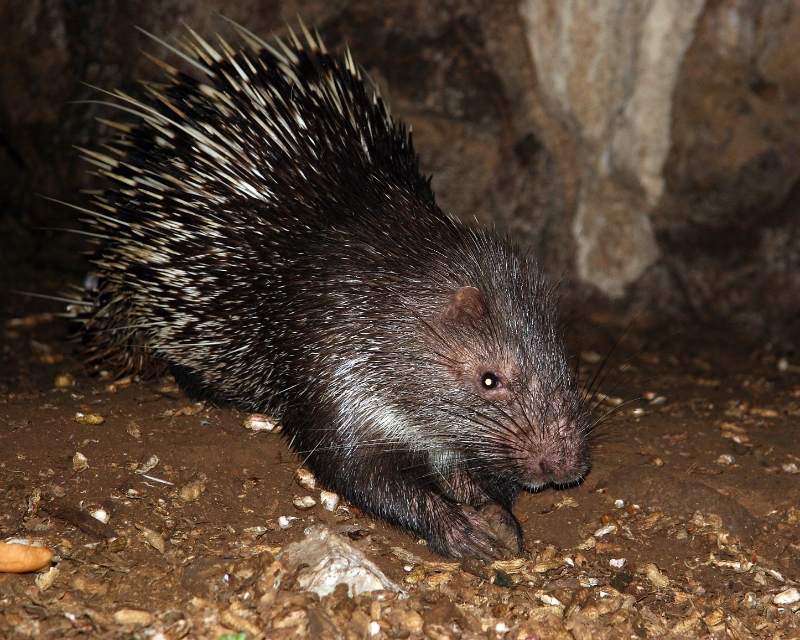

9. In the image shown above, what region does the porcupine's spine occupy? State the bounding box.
[75,20,434,397]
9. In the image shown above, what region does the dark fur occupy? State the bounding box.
[77,23,591,558]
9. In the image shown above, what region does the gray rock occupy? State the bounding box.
[277,525,404,597]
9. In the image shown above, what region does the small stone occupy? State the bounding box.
[576,536,596,550]
[86,505,110,524]
[403,565,426,585]
[461,557,493,580]
[773,587,800,605]
[54,373,75,388]
[644,563,669,588]
[593,523,617,537]
[295,468,317,490]
[139,526,165,554]
[126,422,142,439]
[136,455,159,474]
[743,592,758,608]
[75,412,104,425]
[243,413,278,432]
[319,490,340,511]
[34,566,60,591]
[292,495,317,510]
[72,452,89,472]
[178,476,206,501]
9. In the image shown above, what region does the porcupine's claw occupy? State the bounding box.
[431,503,523,560]
[477,503,524,557]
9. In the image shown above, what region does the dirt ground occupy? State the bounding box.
[1,310,799,639]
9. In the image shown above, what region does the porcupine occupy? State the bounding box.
[73,19,592,558]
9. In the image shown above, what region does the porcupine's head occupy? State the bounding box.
[389,229,593,501]
[434,243,590,498]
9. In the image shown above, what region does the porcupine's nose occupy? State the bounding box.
[529,454,575,485]
[525,431,590,486]
[522,454,556,486]
[536,458,555,479]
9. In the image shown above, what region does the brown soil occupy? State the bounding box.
[1,312,799,639]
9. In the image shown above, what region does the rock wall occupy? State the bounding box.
[520,0,705,297]
[1,0,800,338]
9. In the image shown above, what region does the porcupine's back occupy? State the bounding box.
[78,22,460,411]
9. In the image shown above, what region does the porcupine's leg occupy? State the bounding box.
[310,447,523,559]
[444,466,524,557]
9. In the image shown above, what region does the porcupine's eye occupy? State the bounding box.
[480,372,500,390]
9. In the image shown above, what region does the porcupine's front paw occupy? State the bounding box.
[476,503,523,557]
[427,502,523,559]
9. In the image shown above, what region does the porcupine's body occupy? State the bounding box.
[77,22,591,558]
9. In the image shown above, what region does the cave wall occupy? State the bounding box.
[1,0,799,339]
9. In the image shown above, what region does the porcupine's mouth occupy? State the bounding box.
[525,456,589,490]
[515,422,591,490]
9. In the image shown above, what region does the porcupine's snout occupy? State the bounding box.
[511,392,591,490]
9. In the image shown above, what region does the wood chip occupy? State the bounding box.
[0,542,53,573]
[75,412,105,425]
[137,525,166,554]
[43,501,119,541]
[113,608,155,626]
[391,546,425,566]
[644,563,669,588]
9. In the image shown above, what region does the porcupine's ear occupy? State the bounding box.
[444,286,486,322]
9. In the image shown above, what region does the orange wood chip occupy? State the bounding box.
[0,542,53,573]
